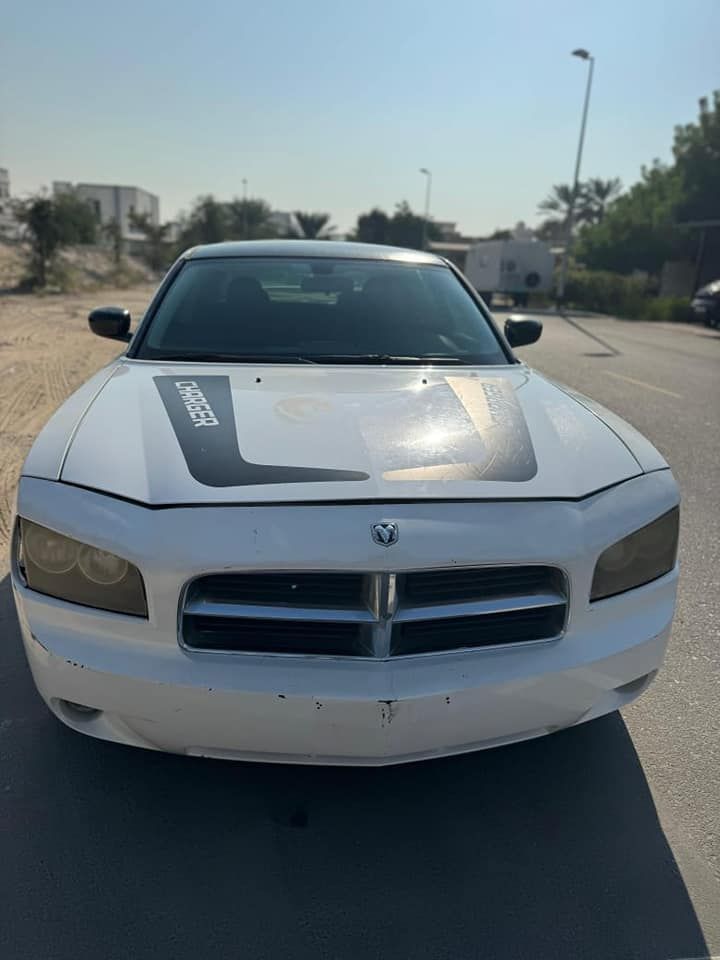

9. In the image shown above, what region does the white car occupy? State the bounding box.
[11,241,680,765]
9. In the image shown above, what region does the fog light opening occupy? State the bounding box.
[60,699,102,721]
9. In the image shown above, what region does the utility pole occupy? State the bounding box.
[557,49,595,304]
[420,168,432,251]
[242,178,248,239]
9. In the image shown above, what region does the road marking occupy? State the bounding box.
[603,370,683,399]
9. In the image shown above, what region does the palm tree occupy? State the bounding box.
[584,177,622,223]
[538,183,593,227]
[294,211,333,239]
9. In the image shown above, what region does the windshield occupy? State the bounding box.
[134,257,510,365]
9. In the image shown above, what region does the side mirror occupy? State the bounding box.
[504,315,542,348]
[88,307,131,342]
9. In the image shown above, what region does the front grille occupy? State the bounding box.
[183,615,372,657]
[185,572,365,609]
[402,565,562,605]
[181,567,568,657]
[391,605,567,657]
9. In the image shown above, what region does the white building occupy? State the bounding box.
[0,167,21,239]
[268,210,302,237]
[53,181,160,240]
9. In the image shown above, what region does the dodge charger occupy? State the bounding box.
[11,241,680,765]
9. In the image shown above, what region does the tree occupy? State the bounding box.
[535,218,566,246]
[538,183,592,228]
[576,162,685,274]
[387,202,418,247]
[387,201,441,249]
[226,197,276,239]
[537,179,621,236]
[351,207,390,244]
[178,195,229,248]
[53,192,98,243]
[14,191,98,287]
[176,194,284,246]
[576,91,719,276]
[350,203,441,250]
[102,218,123,265]
[14,197,64,287]
[673,91,720,221]
[129,210,173,272]
[294,211,333,239]
[584,177,622,224]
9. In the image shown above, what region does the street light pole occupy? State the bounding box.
[557,49,595,304]
[420,167,432,250]
[241,178,248,239]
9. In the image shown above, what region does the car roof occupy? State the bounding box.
[184,239,446,265]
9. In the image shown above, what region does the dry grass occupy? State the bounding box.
[0,285,154,570]
[0,240,157,292]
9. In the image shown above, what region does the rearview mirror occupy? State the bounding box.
[88,307,131,342]
[300,275,354,295]
[504,315,542,348]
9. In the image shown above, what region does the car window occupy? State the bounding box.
[135,257,510,365]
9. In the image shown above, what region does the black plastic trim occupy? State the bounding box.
[443,258,517,364]
[125,256,189,359]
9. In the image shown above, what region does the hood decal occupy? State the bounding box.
[154,376,369,487]
[371,377,537,483]
[60,364,642,503]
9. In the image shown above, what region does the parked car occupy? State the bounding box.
[11,241,680,765]
[691,279,720,328]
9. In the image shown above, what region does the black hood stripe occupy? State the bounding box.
[154,376,369,488]
[379,378,537,483]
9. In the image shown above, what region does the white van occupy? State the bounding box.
[465,240,555,306]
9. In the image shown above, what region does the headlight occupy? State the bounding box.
[17,519,147,617]
[590,507,679,602]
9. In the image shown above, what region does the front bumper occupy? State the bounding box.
[12,473,679,765]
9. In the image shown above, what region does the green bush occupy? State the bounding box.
[564,269,692,321]
[638,297,694,323]
[565,269,648,316]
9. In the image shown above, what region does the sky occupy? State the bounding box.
[2,0,719,236]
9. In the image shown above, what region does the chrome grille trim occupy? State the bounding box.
[179,565,569,658]
[184,598,377,623]
[393,591,566,623]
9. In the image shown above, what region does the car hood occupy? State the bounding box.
[58,361,644,504]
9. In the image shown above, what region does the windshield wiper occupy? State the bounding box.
[305,354,472,365]
[147,352,318,364]
[146,352,476,365]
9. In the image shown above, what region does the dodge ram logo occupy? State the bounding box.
[371,522,399,546]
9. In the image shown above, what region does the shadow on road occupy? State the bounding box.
[0,574,708,960]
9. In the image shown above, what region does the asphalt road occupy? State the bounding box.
[1,312,719,959]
